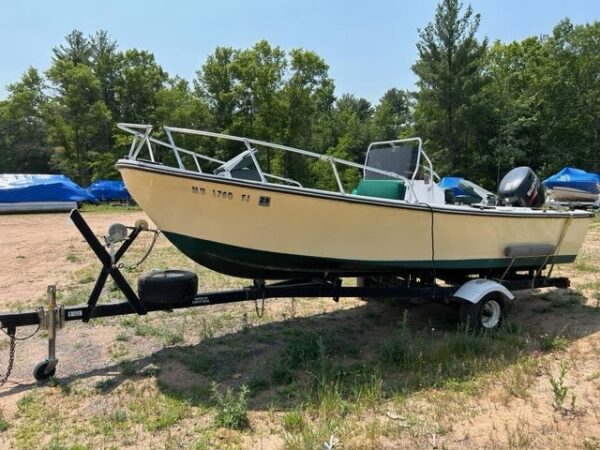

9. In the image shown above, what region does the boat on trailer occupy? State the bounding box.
[0,126,594,381]
[116,123,592,282]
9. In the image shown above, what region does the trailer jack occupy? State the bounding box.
[32,286,65,381]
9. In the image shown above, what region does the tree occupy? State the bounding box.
[196,46,237,131]
[115,50,168,123]
[46,59,111,184]
[282,49,335,182]
[373,88,413,140]
[229,40,287,141]
[0,68,50,172]
[412,0,488,176]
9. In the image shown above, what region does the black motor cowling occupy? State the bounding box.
[498,166,546,207]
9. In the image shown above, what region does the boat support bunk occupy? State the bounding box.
[0,210,571,383]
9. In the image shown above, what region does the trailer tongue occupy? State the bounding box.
[0,210,571,383]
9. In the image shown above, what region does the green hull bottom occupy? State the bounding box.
[164,231,576,280]
[163,231,575,280]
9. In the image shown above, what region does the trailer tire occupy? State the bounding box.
[459,292,507,332]
[33,360,56,381]
[138,270,198,306]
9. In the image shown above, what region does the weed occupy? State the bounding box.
[0,417,8,432]
[115,331,129,342]
[353,370,384,407]
[211,383,250,429]
[550,361,575,413]
[540,333,570,352]
[66,252,80,263]
[282,409,304,432]
[108,342,129,362]
[200,318,214,339]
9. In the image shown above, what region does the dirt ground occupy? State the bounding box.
[0,211,162,306]
[0,210,599,449]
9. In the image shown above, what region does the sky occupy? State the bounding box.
[1,0,599,103]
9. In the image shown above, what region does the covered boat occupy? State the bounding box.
[116,124,592,281]
[543,167,600,202]
[0,174,97,213]
[86,179,131,202]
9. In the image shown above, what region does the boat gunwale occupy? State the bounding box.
[116,159,594,219]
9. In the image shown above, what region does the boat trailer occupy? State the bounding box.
[0,210,571,383]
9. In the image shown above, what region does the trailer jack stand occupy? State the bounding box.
[33,285,65,381]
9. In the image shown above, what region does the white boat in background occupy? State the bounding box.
[116,124,592,281]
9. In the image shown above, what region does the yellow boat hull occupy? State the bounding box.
[118,161,592,279]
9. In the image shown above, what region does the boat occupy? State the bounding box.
[543,167,600,202]
[0,174,97,214]
[115,124,593,281]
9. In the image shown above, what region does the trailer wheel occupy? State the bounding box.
[33,360,56,381]
[460,292,506,331]
[138,270,198,305]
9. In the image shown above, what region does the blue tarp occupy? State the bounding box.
[0,174,97,203]
[86,180,131,201]
[438,176,468,196]
[543,167,600,194]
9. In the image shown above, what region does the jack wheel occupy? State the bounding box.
[33,360,56,381]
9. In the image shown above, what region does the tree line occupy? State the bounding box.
[1,0,600,190]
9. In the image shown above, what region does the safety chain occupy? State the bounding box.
[118,230,161,271]
[0,330,16,388]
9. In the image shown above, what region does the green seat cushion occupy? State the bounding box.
[352,179,406,200]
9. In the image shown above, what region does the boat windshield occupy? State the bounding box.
[214,150,262,181]
[364,143,419,180]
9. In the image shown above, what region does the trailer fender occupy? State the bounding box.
[452,279,514,304]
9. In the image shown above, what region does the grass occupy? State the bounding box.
[128,390,190,431]
[79,203,140,213]
[119,315,185,346]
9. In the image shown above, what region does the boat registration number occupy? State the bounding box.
[191,185,252,203]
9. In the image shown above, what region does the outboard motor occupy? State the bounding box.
[498,166,546,207]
